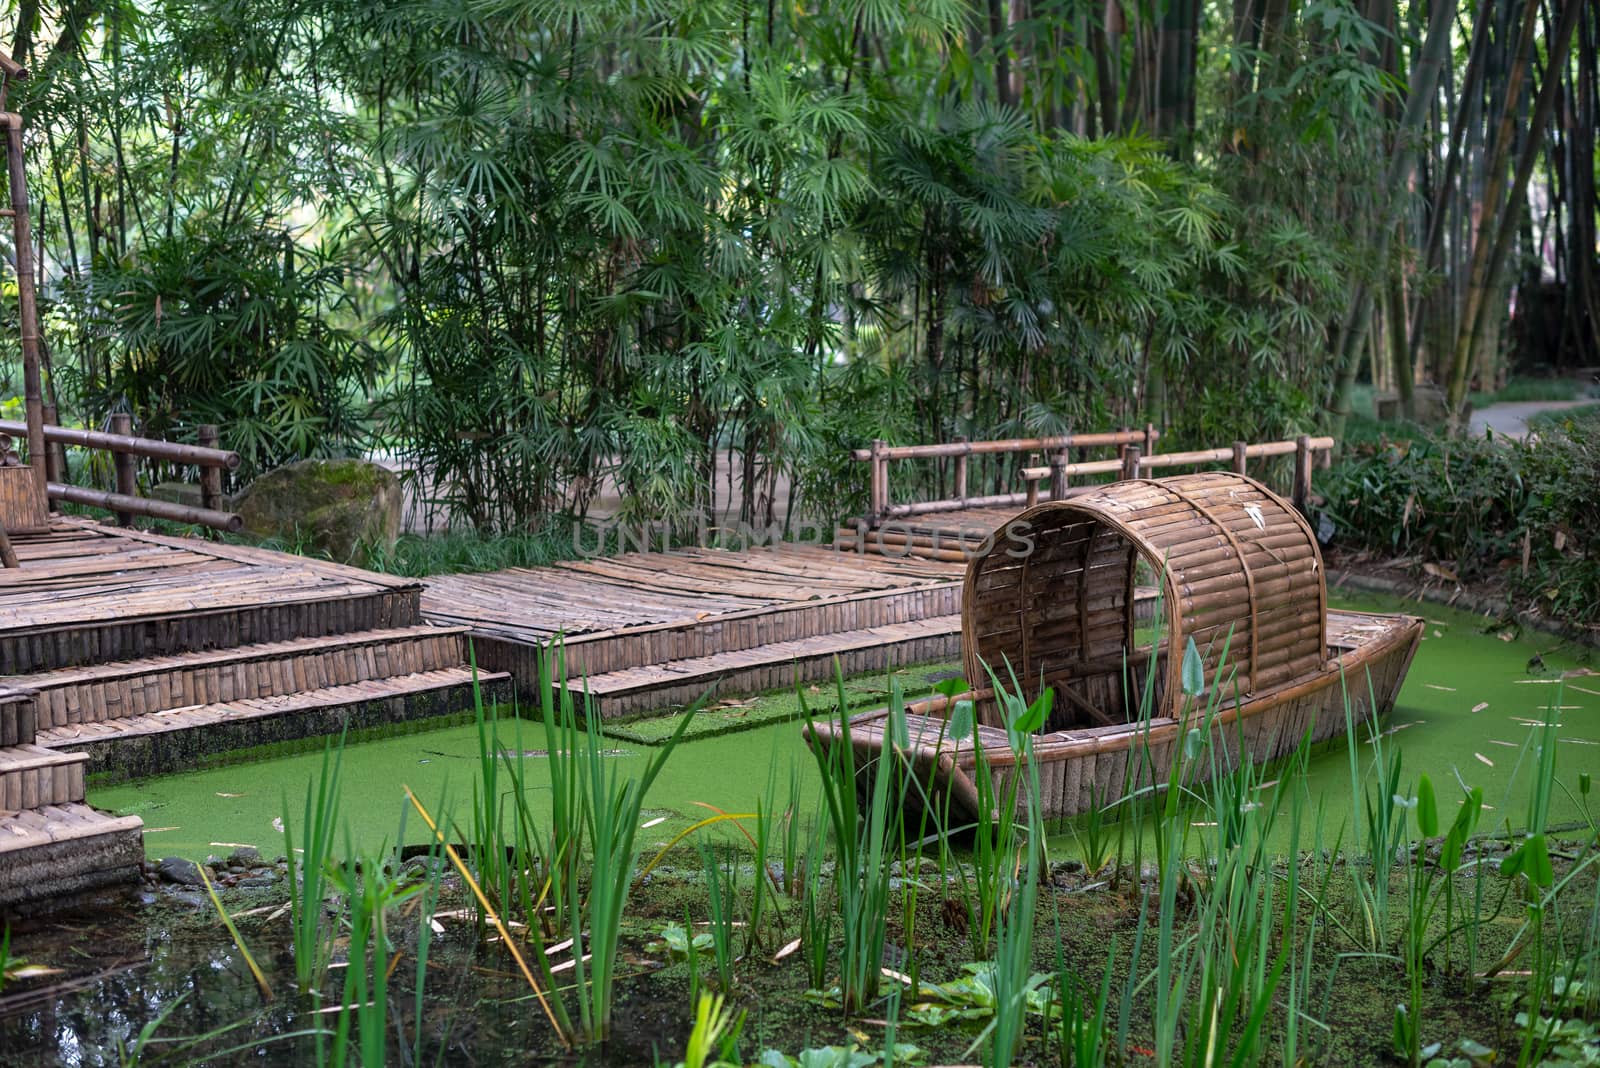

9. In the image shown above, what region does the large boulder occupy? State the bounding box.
[234,458,401,563]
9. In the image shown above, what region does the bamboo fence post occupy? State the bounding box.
[3,114,46,508]
[868,439,887,527]
[1121,445,1142,481]
[198,425,223,509]
[41,404,65,488]
[1143,422,1158,457]
[1293,434,1312,511]
[1049,448,1069,500]
[110,413,136,526]
[1232,440,1248,474]
[198,425,224,539]
[953,436,968,504]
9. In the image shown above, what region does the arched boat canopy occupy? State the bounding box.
[962,471,1328,727]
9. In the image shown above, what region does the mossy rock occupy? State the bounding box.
[233,458,400,563]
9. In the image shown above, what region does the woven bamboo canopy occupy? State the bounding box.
[962,471,1328,729]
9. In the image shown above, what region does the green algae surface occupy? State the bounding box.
[92,591,1596,862]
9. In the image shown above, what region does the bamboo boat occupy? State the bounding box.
[807,471,1424,823]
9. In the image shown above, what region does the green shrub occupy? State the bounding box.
[1319,414,1600,629]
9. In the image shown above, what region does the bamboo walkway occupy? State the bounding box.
[422,543,961,640]
[422,543,971,716]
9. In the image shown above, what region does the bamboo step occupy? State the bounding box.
[0,802,145,916]
[16,625,474,731]
[0,685,36,746]
[35,667,512,783]
[563,616,963,720]
[0,745,89,809]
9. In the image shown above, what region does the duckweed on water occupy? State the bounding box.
[91,592,1595,861]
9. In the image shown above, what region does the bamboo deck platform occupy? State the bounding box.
[0,519,503,915]
[0,518,420,674]
[423,543,971,715]
[423,543,961,641]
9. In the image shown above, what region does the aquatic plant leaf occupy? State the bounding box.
[932,678,968,699]
[1182,637,1205,696]
[645,923,713,960]
[889,677,910,749]
[1011,690,1050,735]
[1416,774,1439,837]
[1523,834,1554,887]
[1183,727,1203,761]
[946,699,974,742]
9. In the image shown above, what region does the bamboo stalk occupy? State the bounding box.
[2,115,46,508]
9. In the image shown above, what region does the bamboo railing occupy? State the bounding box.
[851,427,1159,525]
[0,57,241,541]
[852,429,1333,526]
[0,417,243,532]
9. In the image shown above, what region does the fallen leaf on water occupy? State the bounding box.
[773,937,801,962]
[1471,702,1489,712]
[549,954,593,975]
[1424,684,1456,692]
[8,964,65,981]
[640,816,667,829]
[1475,753,1493,767]
[271,817,285,833]
[216,792,244,798]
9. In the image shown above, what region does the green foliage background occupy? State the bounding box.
[0,0,1498,530]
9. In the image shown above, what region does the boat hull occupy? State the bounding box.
[807,610,1424,825]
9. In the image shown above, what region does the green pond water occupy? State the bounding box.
[91,592,1598,862]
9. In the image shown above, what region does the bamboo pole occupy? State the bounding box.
[0,418,240,468]
[1293,434,1312,511]
[1120,445,1142,481]
[850,429,1152,461]
[1443,0,1543,425]
[2,114,45,508]
[40,405,65,486]
[197,425,224,510]
[110,413,136,526]
[47,482,243,532]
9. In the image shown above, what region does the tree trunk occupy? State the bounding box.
[1326,0,1457,434]
[1447,0,1582,428]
